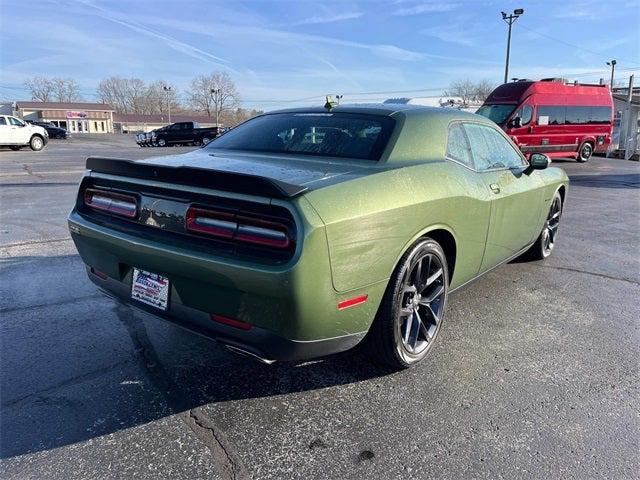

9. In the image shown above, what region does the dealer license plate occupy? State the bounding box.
[131,268,169,311]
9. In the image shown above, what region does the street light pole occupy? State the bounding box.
[210,88,221,128]
[163,86,172,124]
[606,60,617,89]
[501,9,524,84]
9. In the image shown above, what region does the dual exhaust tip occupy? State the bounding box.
[224,344,276,365]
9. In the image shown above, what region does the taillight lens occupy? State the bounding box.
[84,188,138,218]
[185,206,292,249]
[185,207,236,239]
[236,216,291,248]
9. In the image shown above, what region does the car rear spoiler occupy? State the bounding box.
[85,157,308,199]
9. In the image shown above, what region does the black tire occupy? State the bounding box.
[526,190,563,260]
[9,146,22,151]
[364,237,449,369]
[577,142,593,162]
[29,135,44,151]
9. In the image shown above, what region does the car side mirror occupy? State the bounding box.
[529,153,550,170]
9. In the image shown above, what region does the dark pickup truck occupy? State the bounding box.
[140,121,221,147]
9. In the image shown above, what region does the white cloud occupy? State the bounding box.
[291,12,363,26]
[420,23,477,46]
[75,0,235,72]
[393,2,459,16]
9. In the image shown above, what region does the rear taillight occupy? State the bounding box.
[84,188,138,218]
[185,207,236,239]
[185,206,292,249]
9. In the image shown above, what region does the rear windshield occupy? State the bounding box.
[476,104,517,126]
[207,112,395,161]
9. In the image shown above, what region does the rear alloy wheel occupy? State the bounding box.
[202,136,212,145]
[157,138,167,147]
[30,136,44,151]
[365,238,448,369]
[527,191,562,260]
[577,142,593,162]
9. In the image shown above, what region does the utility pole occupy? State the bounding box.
[501,9,524,84]
[606,60,617,89]
[163,85,172,124]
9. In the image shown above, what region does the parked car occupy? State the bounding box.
[68,104,568,368]
[477,78,613,162]
[27,120,68,139]
[148,121,221,147]
[0,115,48,151]
[134,132,148,146]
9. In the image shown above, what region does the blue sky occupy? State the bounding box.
[1,0,638,110]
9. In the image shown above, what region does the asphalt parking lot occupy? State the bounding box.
[1,135,639,479]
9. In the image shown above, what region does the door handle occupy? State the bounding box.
[489,183,501,194]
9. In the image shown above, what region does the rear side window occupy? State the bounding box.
[446,123,473,168]
[0,117,6,125]
[589,106,612,124]
[538,106,566,125]
[208,112,395,161]
[464,123,525,170]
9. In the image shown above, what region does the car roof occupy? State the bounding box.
[246,103,501,165]
[266,103,481,118]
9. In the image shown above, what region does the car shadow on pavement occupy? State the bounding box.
[0,260,397,459]
[567,173,640,189]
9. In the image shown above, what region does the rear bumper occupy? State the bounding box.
[68,203,382,362]
[87,266,364,362]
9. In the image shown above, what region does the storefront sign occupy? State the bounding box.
[66,111,88,118]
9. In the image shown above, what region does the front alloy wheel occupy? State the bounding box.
[365,238,448,368]
[527,190,563,260]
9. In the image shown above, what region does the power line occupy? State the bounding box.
[518,24,640,67]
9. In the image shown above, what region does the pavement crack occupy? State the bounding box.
[534,263,640,286]
[112,301,248,479]
[182,408,249,480]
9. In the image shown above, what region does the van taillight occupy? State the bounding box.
[185,206,292,249]
[84,188,138,218]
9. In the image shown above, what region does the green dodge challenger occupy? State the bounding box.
[68,104,568,368]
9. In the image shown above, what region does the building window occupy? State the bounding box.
[101,121,105,132]
[94,121,98,131]
[60,121,67,129]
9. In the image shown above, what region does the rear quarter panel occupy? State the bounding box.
[303,161,492,292]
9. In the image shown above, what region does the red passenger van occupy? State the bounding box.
[476,78,613,162]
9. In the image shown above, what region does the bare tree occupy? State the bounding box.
[97,77,151,114]
[25,76,82,102]
[187,72,240,119]
[220,107,263,127]
[51,78,82,102]
[145,81,181,115]
[444,79,494,105]
[24,76,54,102]
[473,80,494,103]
